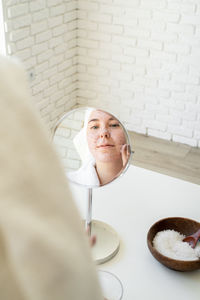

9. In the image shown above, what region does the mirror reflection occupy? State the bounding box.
[53,107,131,187]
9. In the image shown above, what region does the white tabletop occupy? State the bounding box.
[69,165,200,300]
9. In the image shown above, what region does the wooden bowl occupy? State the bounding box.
[147,217,200,272]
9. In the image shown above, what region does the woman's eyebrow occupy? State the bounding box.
[88,118,99,123]
[88,117,117,123]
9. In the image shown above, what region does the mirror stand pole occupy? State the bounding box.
[85,188,93,236]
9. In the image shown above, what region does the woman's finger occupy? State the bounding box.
[121,144,130,166]
[86,225,97,247]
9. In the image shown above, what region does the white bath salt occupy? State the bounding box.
[153,229,200,261]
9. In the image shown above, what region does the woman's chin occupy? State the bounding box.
[95,154,121,163]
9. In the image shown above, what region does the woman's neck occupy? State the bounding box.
[95,160,123,185]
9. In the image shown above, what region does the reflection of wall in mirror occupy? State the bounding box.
[54,110,85,172]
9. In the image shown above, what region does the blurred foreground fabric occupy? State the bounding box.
[0,55,103,300]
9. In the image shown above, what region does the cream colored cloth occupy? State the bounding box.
[0,55,103,300]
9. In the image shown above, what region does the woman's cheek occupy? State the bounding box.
[87,136,97,152]
[113,132,126,145]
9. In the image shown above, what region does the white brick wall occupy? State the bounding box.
[77,0,200,147]
[1,0,200,147]
[2,0,77,131]
[53,109,85,172]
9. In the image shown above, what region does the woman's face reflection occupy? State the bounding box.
[86,110,126,163]
[53,107,131,187]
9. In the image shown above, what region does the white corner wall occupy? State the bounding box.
[1,0,200,147]
[2,0,77,130]
[77,0,200,147]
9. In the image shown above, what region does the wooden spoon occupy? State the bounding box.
[183,229,200,248]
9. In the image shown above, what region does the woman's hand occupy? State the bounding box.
[86,225,96,247]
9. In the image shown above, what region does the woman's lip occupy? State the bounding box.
[97,144,114,148]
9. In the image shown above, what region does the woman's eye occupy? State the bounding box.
[91,125,99,129]
[110,123,120,128]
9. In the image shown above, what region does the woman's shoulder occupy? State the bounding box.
[66,162,100,186]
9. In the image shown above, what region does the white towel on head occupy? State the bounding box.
[73,107,95,166]
[67,107,100,186]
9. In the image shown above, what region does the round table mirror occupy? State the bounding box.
[52,107,132,264]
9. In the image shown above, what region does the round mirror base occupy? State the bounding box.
[91,220,120,264]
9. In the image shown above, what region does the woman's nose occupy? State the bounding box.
[100,128,110,138]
